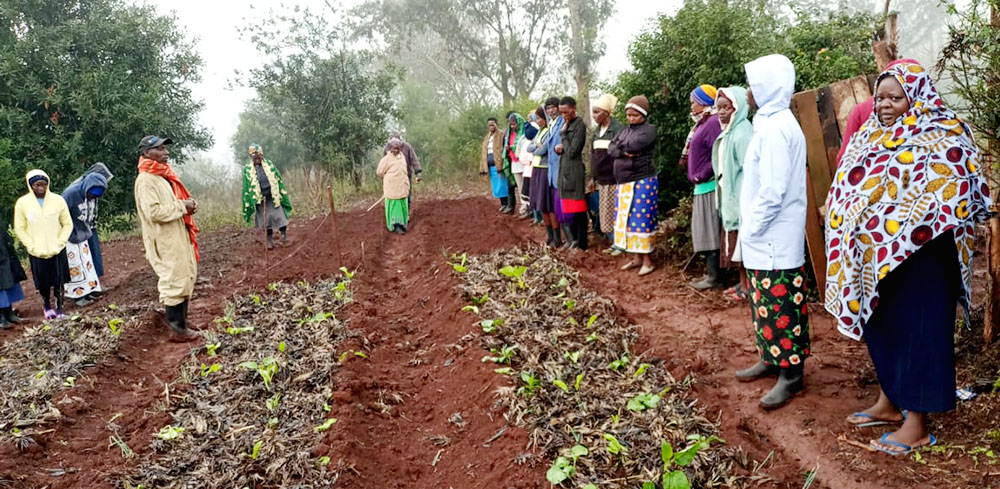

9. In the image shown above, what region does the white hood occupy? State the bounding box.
[744,54,796,116]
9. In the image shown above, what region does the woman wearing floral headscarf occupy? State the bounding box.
[826,61,992,455]
[242,143,292,249]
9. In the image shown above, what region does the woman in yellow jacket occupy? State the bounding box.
[13,169,73,320]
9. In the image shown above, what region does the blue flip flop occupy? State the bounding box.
[871,432,936,456]
[848,410,908,428]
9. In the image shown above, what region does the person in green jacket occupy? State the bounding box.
[242,144,292,249]
[712,86,753,301]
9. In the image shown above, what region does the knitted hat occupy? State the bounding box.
[625,95,650,117]
[592,94,618,114]
[690,84,718,106]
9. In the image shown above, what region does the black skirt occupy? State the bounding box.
[29,251,70,292]
[864,231,960,413]
[530,167,554,213]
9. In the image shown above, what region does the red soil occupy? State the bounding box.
[0,195,994,489]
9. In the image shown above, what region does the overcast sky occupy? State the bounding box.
[147,0,679,168]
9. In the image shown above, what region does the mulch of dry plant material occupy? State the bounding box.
[124,274,362,489]
[0,305,145,449]
[454,247,760,488]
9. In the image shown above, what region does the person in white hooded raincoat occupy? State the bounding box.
[734,54,810,410]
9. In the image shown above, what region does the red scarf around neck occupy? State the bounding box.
[138,156,200,262]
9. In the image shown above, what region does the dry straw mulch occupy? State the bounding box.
[0,307,144,449]
[125,276,358,489]
[455,247,753,488]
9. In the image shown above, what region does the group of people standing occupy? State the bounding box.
[481,94,661,275]
[0,164,113,327]
[483,53,993,457]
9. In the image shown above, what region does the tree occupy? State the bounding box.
[0,0,210,225]
[937,0,1000,343]
[230,98,308,171]
[240,4,400,187]
[565,0,614,126]
[612,0,878,211]
[353,0,564,106]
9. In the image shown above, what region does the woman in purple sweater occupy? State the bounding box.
[684,84,723,290]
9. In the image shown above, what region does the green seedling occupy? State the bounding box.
[106,303,119,311]
[470,292,489,305]
[251,294,262,305]
[635,363,652,378]
[63,376,76,387]
[266,393,282,411]
[518,372,541,397]
[545,445,588,485]
[494,367,514,375]
[200,363,221,377]
[574,374,584,391]
[567,317,578,326]
[238,356,279,391]
[35,370,48,379]
[339,266,355,279]
[248,440,263,460]
[323,402,332,412]
[604,433,628,463]
[226,326,254,335]
[70,313,81,321]
[108,318,124,336]
[297,311,335,326]
[205,342,221,356]
[110,434,134,459]
[563,299,576,311]
[314,418,338,432]
[627,393,661,412]
[609,353,630,371]
[563,350,581,363]
[278,341,286,353]
[499,265,528,289]
[156,425,185,441]
[338,351,349,364]
[482,344,518,364]
[353,350,368,359]
[658,434,725,488]
[268,282,279,291]
[297,280,309,288]
[480,318,503,333]
[267,417,279,428]
[333,280,351,300]
[585,332,600,343]
[214,303,236,325]
[461,305,480,315]
[583,485,597,489]
[586,314,598,328]
[611,414,619,425]
[317,456,331,467]
[553,276,570,289]
[552,379,569,392]
[449,253,468,273]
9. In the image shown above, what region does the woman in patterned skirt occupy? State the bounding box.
[826,61,991,455]
[607,95,657,276]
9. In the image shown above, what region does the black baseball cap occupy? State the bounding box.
[138,135,173,153]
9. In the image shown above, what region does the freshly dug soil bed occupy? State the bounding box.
[0,194,994,489]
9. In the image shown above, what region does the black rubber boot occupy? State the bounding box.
[545,227,555,247]
[0,309,10,330]
[4,307,21,324]
[691,250,722,290]
[166,302,191,335]
[560,224,575,250]
[266,229,275,250]
[760,364,804,410]
[735,360,779,382]
[552,225,564,248]
[279,226,289,245]
[574,214,589,251]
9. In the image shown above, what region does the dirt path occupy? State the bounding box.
[0,195,989,489]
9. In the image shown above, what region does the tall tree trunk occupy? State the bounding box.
[567,0,592,127]
[985,4,1000,346]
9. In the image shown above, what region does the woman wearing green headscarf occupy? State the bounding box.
[242,143,292,249]
[501,112,526,214]
[712,86,753,301]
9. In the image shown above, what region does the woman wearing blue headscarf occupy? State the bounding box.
[61,170,109,306]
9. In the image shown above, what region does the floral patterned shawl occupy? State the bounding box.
[825,62,992,340]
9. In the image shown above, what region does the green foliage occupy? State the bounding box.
[938,0,1000,179]
[0,0,210,224]
[612,0,877,212]
[626,393,661,412]
[545,445,589,485]
[240,4,400,188]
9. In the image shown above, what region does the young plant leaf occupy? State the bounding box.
[545,456,574,485]
[663,470,691,489]
[626,393,661,412]
[574,373,583,391]
[313,418,338,432]
[635,363,652,377]
[552,379,569,392]
[586,314,598,328]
